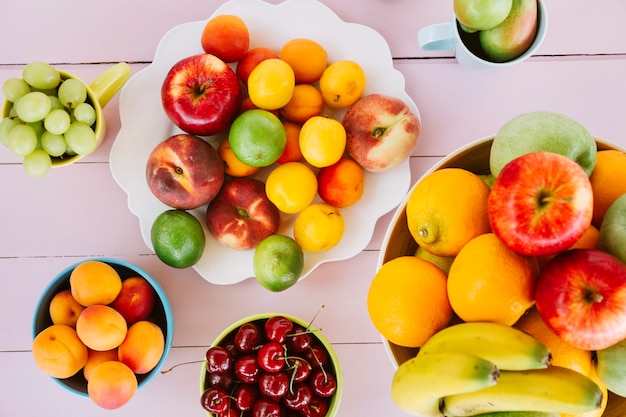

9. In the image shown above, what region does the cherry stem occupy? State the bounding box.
[160,359,204,374]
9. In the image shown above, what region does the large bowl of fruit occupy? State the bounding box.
[199,312,342,417]
[32,258,173,410]
[371,111,626,417]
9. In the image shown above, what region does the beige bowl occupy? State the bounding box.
[377,136,626,417]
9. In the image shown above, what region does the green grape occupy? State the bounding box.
[64,121,96,155]
[14,91,51,123]
[23,148,52,177]
[27,120,44,138]
[0,117,20,147]
[72,102,96,126]
[48,95,64,111]
[22,61,61,90]
[2,78,31,102]
[44,108,71,135]
[57,78,87,108]
[41,131,67,157]
[7,123,38,156]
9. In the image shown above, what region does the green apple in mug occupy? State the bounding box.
[489,111,597,178]
[479,0,539,62]
[454,0,513,32]
[598,193,626,264]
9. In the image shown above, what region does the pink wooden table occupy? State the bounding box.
[1,0,625,415]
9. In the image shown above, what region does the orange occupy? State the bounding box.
[406,168,491,257]
[538,223,600,268]
[69,260,123,306]
[279,83,324,123]
[447,232,539,326]
[319,60,366,109]
[589,149,626,227]
[200,14,250,63]
[279,38,328,83]
[299,115,346,168]
[515,307,592,376]
[561,365,608,417]
[265,162,318,214]
[218,137,259,177]
[247,58,295,110]
[367,256,453,348]
[293,203,344,252]
[276,120,303,164]
[317,156,365,208]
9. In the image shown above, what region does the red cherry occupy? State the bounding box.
[282,382,313,410]
[310,369,337,397]
[265,315,294,343]
[300,395,329,417]
[257,341,286,372]
[233,383,260,411]
[234,354,261,383]
[206,345,234,374]
[305,344,329,369]
[205,370,236,391]
[286,356,311,382]
[200,387,230,414]
[286,325,312,353]
[259,371,289,400]
[252,397,282,417]
[235,322,264,352]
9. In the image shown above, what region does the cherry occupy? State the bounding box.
[253,397,282,417]
[258,341,286,373]
[310,369,337,397]
[286,356,311,382]
[205,369,236,391]
[300,395,328,417]
[216,407,239,417]
[235,322,264,352]
[286,325,312,353]
[233,383,260,412]
[200,386,230,414]
[234,354,261,383]
[305,344,329,369]
[282,382,313,410]
[259,371,290,400]
[206,345,234,374]
[265,315,294,343]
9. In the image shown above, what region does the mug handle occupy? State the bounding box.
[418,22,456,51]
[89,62,132,109]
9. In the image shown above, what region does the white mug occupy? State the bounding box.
[418,0,548,68]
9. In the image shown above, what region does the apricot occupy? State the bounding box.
[201,14,250,63]
[70,260,123,306]
[87,361,137,410]
[32,324,88,379]
[118,320,165,374]
[76,305,127,351]
[83,348,118,381]
[49,289,85,328]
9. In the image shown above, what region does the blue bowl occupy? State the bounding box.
[32,257,174,396]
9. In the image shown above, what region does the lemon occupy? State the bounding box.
[151,209,205,268]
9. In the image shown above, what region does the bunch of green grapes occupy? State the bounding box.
[0,62,98,177]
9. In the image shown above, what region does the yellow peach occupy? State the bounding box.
[118,320,165,374]
[32,324,88,379]
[83,348,118,381]
[70,260,123,306]
[76,305,127,351]
[87,361,137,409]
[49,289,85,328]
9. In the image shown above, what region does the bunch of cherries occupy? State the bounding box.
[201,315,339,417]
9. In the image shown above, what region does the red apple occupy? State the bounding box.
[110,277,155,326]
[161,53,243,136]
[342,94,420,172]
[535,248,626,351]
[488,151,593,256]
[146,134,225,210]
[205,177,280,250]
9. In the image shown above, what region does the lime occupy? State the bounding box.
[151,209,205,268]
[253,234,304,292]
[229,109,287,167]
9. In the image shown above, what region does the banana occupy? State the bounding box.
[417,321,552,371]
[469,412,558,417]
[391,351,499,417]
[442,366,604,417]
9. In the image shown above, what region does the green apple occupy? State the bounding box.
[489,111,597,178]
[454,0,513,32]
[598,193,626,264]
[597,336,626,396]
[479,0,538,62]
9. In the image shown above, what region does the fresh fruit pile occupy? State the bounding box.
[147,13,421,291]
[368,111,626,416]
[200,314,340,417]
[0,62,100,177]
[32,260,166,410]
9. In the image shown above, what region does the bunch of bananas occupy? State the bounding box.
[391,322,604,417]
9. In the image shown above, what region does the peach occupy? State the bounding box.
[109,276,155,325]
[49,289,85,328]
[69,260,123,306]
[87,361,137,410]
[83,348,118,381]
[201,14,250,63]
[32,324,88,379]
[317,157,365,208]
[76,305,127,351]
[118,320,165,374]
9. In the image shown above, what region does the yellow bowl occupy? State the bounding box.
[377,136,626,417]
